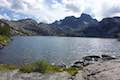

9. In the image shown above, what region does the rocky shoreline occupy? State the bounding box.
[0,54,119,80]
[0,43,7,49]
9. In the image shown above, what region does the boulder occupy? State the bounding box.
[71,60,84,68]
[82,55,101,61]
[83,59,120,80]
[82,55,101,66]
[74,70,87,80]
[101,54,117,61]
[56,63,67,68]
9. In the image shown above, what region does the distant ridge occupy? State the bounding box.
[0,13,120,38]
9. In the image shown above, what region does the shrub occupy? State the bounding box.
[0,35,10,44]
[0,64,17,72]
[20,60,62,73]
[65,67,79,76]
[19,64,34,73]
[0,22,10,37]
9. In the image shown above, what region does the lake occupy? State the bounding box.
[0,36,120,65]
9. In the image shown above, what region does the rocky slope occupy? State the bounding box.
[78,59,120,80]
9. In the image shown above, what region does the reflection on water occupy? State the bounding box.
[0,36,120,65]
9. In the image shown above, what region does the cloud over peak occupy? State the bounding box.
[0,0,120,23]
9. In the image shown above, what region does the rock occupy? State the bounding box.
[101,54,117,61]
[57,63,67,68]
[1,58,120,80]
[83,59,120,80]
[74,70,87,80]
[73,57,120,80]
[43,72,71,80]
[71,60,84,68]
[0,71,71,80]
[71,54,117,68]
[0,44,4,49]
[82,55,101,66]
[82,55,101,61]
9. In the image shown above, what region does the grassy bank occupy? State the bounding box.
[0,35,10,45]
[0,64,18,72]
[19,60,63,73]
[0,60,80,75]
[20,60,80,75]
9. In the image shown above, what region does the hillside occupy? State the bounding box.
[0,13,120,38]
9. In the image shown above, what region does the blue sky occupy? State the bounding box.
[0,0,120,23]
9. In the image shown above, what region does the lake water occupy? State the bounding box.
[0,36,120,65]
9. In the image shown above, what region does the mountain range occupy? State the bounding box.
[0,13,120,38]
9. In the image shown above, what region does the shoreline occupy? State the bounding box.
[0,54,118,72]
[0,54,119,80]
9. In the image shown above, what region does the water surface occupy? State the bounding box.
[0,36,120,65]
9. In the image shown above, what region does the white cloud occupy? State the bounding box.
[84,0,120,20]
[0,15,4,19]
[0,14,11,20]
[0,0,11,7]
[0,0,120,23]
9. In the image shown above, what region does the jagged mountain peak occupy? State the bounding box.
[80,13,92,19]
[63,16,76,20]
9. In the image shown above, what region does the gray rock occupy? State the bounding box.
[0,71,71,80]
[83,59,120,80]
[101,54,117,61]
[57,63,67,68]
[82,55,101,66]
[0,44,4,49]
[42,72,71,80]
[74,71,86,80]
[71,60,84,68]
[82,55,101,61]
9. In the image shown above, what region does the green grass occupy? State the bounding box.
[19,64,35,73]
[19,60,63,74]
[0,35,10,45]
[0,64,18,72]
[0,60,80,75]
[65,67,79,76]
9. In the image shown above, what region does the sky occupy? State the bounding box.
[0,0,120,23]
